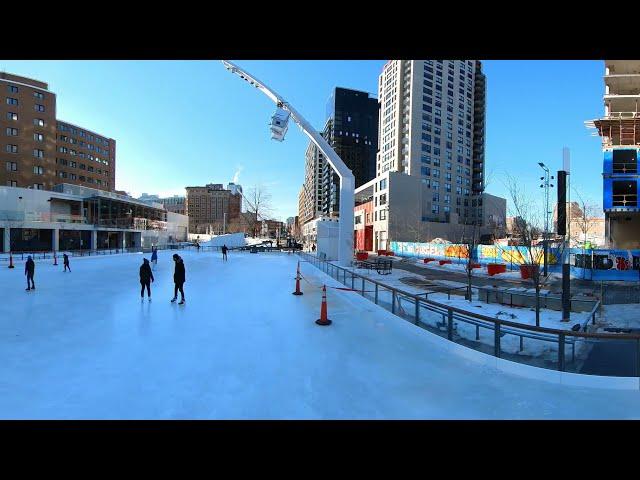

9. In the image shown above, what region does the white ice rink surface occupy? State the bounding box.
[1,250,639,419]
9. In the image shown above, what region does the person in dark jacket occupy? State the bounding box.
[150,246,158,267]
[63,253,71,272]
[25,256,35,291]
[221,244,228,262]
[171,254,186,305]
[139,258,154,301]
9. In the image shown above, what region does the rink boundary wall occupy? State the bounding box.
[299,252,640,391]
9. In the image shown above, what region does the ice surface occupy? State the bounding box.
[0,250,638,419]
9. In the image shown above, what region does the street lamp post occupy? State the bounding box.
[538,162,554,276]
[221,60,355,266]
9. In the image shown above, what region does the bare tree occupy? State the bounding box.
[571,188,602,250]
[244,185,274,237]
[504,174,545,327]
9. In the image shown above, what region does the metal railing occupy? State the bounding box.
[299,251,640,377]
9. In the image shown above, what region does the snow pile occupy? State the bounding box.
[199,233,245,248]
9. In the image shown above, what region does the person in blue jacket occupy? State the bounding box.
[151,246,158,267]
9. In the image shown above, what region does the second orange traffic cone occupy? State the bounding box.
[292,261,303,295]
[315,285,332,326]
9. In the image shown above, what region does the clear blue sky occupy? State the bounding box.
[0,60,605,220]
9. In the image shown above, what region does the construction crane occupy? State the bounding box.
[221,60,355,266]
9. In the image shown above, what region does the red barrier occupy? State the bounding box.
[377,249,386,256]
[487,263,506,276]
[423,258,435,263]
[439,260,452,265]
[356,252,368,261]
[520,264,539,280]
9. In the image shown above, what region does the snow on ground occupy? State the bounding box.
[342,264,591,360]
[0,250,639,419]
[600,304,640,330]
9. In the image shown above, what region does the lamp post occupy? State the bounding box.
[538,162,554,276]
[221,60,355,266]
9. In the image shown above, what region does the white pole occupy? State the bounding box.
[221,60,355,266]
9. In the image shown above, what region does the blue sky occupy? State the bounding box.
[0,60,605,219]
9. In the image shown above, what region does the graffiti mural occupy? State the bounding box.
[390,241,559,266]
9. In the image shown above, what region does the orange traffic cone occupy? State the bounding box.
[292,261,303,295]
[315,285,332,326]
[53,251,58,266]
[8,251,14,269]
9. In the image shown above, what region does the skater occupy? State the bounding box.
[171,253,186,305]
[63,253,71,272]
[151,246,158,267]
[139,258,154,301]
[221,244,228,262]
[25,255,35,291]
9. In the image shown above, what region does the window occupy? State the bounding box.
[8,85,18,93]
[33,149,44,158]
[379,194,387,206]
[69,161,76,168]
[6,161,17,171]
[70,173,76,180]
[6,127,18,136]
[6,97,18,105]
[34,118,45,127]
[35,104,45,112]
[33,184,43,190]
[7,180,17,187]
[7,112,18,121]
[6,144,18,153]
[34,133,44,142]
[33,91,44,99]
[88,166,94,172]
[379,178,387,190]
[79,163,86,170]
[59,146,68,153]
[379,209,386,220]
[421,166,431,176]
[32,166,44,175]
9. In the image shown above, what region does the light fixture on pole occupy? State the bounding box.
[538,162,554,276]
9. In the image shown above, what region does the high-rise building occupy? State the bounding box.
[298,139,325,226]
[185,183,241,234]
[1,72,116,192]
[320,87,379,217]
[354,60,496,250]
[227,182,244,212]
[160,195,186,215]
[586,60,640,248]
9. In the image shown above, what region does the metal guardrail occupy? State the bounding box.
[298,251,639,378]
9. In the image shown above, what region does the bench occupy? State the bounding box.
[354,258,393,275]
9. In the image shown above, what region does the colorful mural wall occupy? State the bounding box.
[390,241,559,266]
[390,241,640,281]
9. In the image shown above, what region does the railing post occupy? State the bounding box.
[415,298,420,325]
[637,338,640,377]
[494,323,501,358]
[361,277,365,295]
[375,283,379,304]
[351,274,355,290]
[476,325,480,340]
[447,310,454,340]
[558,333,566,372]
[391,290,396,314]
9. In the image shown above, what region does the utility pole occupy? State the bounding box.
[538,163,554,276]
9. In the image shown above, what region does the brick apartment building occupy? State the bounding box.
[1,72,115,192]
[185,183,241,234]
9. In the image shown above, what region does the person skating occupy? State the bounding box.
[63,253,71,272]
[25,256,35,291]
[151,246,158,268]
[171,254,186,305]
[139,258,154,301]
[221,244,228,262]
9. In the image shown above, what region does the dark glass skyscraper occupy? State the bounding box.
[321,87,379,217]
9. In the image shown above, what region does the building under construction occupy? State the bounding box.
[586,60,640,248]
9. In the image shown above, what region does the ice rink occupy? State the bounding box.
[1,249,639,419]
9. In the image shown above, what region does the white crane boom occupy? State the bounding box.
[221,60,355,266]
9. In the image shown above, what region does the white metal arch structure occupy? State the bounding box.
[221,60,355,266]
